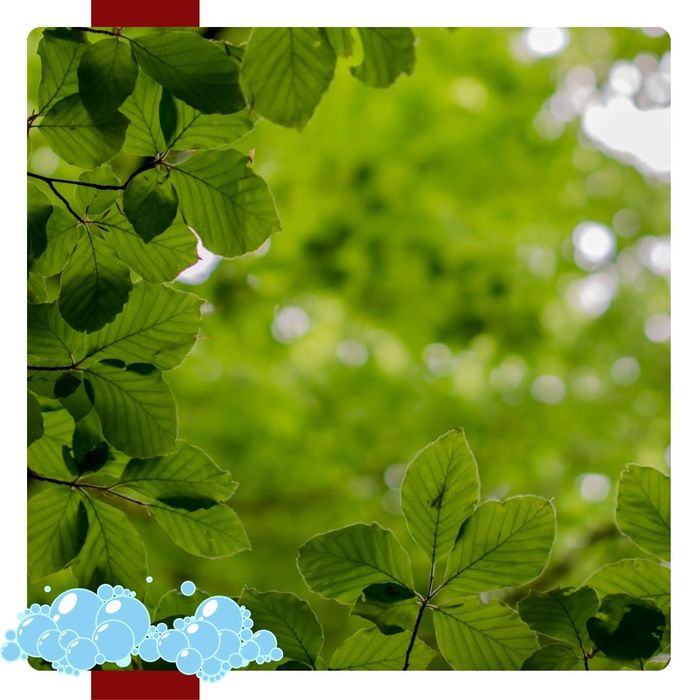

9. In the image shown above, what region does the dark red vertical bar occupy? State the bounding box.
[91,0,200,27]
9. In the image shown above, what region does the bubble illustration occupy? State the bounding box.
[2,580,284,681]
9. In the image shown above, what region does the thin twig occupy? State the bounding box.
[44,179,83,221]
[28,159,157,193]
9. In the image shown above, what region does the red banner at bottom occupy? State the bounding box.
[91,671,200,700]
[91,0,200,27]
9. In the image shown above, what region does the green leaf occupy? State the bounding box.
[297,522,414,604]
[241,28,336,129]
[78,37,138,119]
[323,28,354,58]
[28,272,58,304]
[28,184,53,259]
[150,502,250,557]
[83,283,201,370]
[330,627,435,670]
[28,302,85,367]
[72,411,111,473]
[170,149,280,257]
[28,486,88,578]
[155,588,208,622]
[351,29,416,88]
[401,428,480,564]
[585,559,670,615]
[161,90,253,151]
[27,408,75,479]
[121,71,167,156]
[119,442,236,501]
[123,170,179,241]
[521,644,581,670]
[441,496,555,595]
[75,165,119,216]
[37,28,87,113]
[518,586,599,652]
[100,211,198,283]
[586,594,665,665]
[433,598,538,670]
[30,208,80,277]
[85,361,177,458]
[74,495,148,592]
[239,588,323,667]
[38,94,128,168]
[58,226,133,332]
[58,375,94,423]
[28,391,44,446]
[350,582,418,634]
[132,31,245,114]
[616,465,670,560]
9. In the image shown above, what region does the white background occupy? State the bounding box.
[1,2,696,698]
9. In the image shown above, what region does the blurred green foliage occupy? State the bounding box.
[27,27,670,653]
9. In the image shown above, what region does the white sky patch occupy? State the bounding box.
[271,306,311,344]
[577,473,611,502]
[177,233,222,285]
[572,221,616,270]
[644,313,671,343]
[522,28,570,58]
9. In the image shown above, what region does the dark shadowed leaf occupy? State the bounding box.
[37,28,87,112]
[28,184,53,259]
[351,28,416,88]
[27,408,75,479]
[521,644,581,670]
[350,582,417,634]
[28,392,44,446]
[330,627,435,670]
[75,165,119,216]
[123,170,179,241]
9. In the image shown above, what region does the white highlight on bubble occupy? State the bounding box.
[57,593,78,616]
[531,375,566,404]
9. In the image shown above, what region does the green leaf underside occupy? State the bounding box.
[401,428,480,564]
[28,392,45,445]
[74,495,147,591]
[124,170,179,241]
[78,37,138,119]
[297,522,414,603]
[85,361,177,458]
[350,582,417,634]
[586,594,665,664]
[37,28,86,113]
[351,28,416,88]
[170,149,280,257]
[616,465,670,560]
[132,31,245,114]
[58,227,133,332]
[518,586,599,651]
[121,71,166,156]
[100,211,198,283]
[240,588,323,667]
[75,165,119,216]
[28,487,87,578]
[241,28,336,129]
[441,496,555,595]
[38,94,128,168]
[120,441,236,501]
[433,598,538,670]
[31,208,81,277]
[83,282,201,370]
[330,627,435,670]
[28,302,85,367]
[28,184,53,259]
[161,90,253,150]
[521,644,581,670]
[150,502,250,557]
[585,559,670,614]
[27,409,75,479]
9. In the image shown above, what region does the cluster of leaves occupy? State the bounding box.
[243,431,670,670]
[26,27,416,594]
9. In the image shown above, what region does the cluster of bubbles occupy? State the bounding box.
[1,580,282,682]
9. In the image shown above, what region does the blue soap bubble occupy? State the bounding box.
[183,621,219,660]
[222,661,231,671]
[215,629,240,661]
[1,642,20,662]
[240,629,253,642]
[37,630,64,662]
[228,652,244,669]
[270,647,283,662]
[5,630,16,641]
[253,630,277,656]
[93,620,135,662]
[242,618,254,629]
[174,618,185,630]
[58,630,78,649]
[176,648,202,675]
[17,613,57,656]
[113,586,124,597]
[240,640,259,662]
[157,630,188,663]
[137,638,159,663]
[96,596,150,645]
[96,584,114,601]
[49,589,102,638]
[115,656,131,668]
[202,657,222,675]
[65,638,98,671]
[195,596,242,633]
[156,623,167,634]
[30,604,40,614]
[95,654,105,665]
[41,605,50,616]
[180,581,196,597]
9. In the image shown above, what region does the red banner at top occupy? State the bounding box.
[91,0,200,27]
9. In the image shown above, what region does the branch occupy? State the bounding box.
[28,159,156,193]
[403,563,436,670]
[74,27,119,37]
[43,179,83,221]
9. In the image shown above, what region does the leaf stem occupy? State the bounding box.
[403,564,436,670]
[74,27,120,37]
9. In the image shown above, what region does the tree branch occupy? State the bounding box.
[28,159,156,193]
[43,178,83,221]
